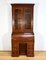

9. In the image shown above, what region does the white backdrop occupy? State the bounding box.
[0,0,46,51]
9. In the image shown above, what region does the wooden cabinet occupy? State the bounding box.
[11,4,34,57]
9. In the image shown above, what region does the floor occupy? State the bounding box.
[0,51,46,60]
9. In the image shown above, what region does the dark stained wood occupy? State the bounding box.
[11,4,34,57]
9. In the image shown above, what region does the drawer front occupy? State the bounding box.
[27,45,34,57]
[12,40,19,50]
[12,50,19,57]
[27,49,34,53]
[12,42,19,56]
[27,42,34,57]
[27,52,34,57]
[27,42,34,48]
[12,36,34,43]
[12,41,19,49]
[12,44,19,50]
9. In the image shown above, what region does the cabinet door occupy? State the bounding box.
[19,43,27,55]
[13,8,25,33]
[12,5,33,33]
[24,8,33,32]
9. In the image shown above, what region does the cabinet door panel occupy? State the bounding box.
[12,7,33,33]
[24,8,31,29]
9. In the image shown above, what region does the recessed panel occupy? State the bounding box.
[19,43,27,55]
[24,8,31,29]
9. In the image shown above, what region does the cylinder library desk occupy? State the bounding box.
[11,4,34,57]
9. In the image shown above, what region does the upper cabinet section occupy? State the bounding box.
[11,4,34,34]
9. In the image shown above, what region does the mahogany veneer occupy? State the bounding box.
[11,4,34,57]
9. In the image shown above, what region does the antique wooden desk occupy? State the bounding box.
[11,4,34,57]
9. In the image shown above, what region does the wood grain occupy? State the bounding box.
[11,4,34,57]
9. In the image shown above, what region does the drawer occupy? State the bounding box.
[27,44,34,48]
[27,40,34,45]
[12,50,19,57]
[27,49,34,52]
[12,43,19,48]
[12,46,19,50]
[27,47,34,54]
[12,39,19,44]
[27,53,34,57]
[27,42,34,49]
[27,52,34,55]
[12,38,34,44]
[27,50,34,55]
[12,35,34,43]
[27,46,34,49]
